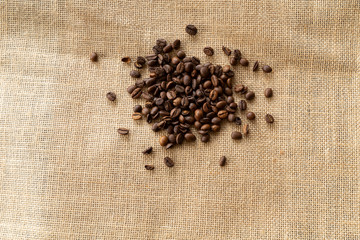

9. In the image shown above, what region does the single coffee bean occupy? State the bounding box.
[239,100,247,111]
[177,51,186,59]
[168,134,176,143]
[90,52,98,62]
[152,123,159,132]
[242,124,249,135]
[159,136,169,146]
[171,56,180,65]
[231,131,242,140]
[253,61,259,71]
[201,134,210,143]
[117,128,129,135]
[185,24,197,35]
[233,49,241,60]
[163,44,173,53]
[218,110,228,119]
[172,39,181,49]
[142,107,150,115]
[262,65,272,73]
[245,91,255,100]
[200,66,209,78]
[176,134,184,144]
[246,112,256,120]
[133,105,142,112]
[130,70,141,78]
[132,112,142,120]
[211,124,220,132]
[230,57,238,66]
[145,165,155,170]
[234,84,245,93]
[134,62,143,69]
[240,58,249,66]
[264,88,273,98]
[142,147,153,154]
[222,46,231,56]
[185,133,196,142]
[211,117,221,125]
[106,92,116,101]
[164,157,174,167]
[235,117,242,125]
[223,65,231,73]
[194,109,204,121]
[265,114,274,123]
[203,47,214,56]
[194,121,202,129]
[228,113,236,122]
[209,89,218,101]
[201,124,211,131]
[127,85,137,94]
[219,156,226,166]
[150,106,159,115]
[216,101,227,109]
[121,56,131,63]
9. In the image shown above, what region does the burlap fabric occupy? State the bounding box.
[1,0,359,239]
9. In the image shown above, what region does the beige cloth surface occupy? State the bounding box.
[1,0,359,239]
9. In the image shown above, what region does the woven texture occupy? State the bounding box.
[1,0,359,239]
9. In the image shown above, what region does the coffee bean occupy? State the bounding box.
[134,62,143,69]
[240,58,249,66]
[222,46,231,56]
[230,57,238,66]
[218,110,228,119]
[200,66,209,78]
[242,124,249,135]
[121,56,131,63]
[168,134,176,143]
[152,123,159,132]
[253,61,259,71]
[234,84,244,93]
[117,128,129,135]
[203,47,214,56]
[163,44,173,53]
[130,70,141,78]
[133,105,142,112]
[106,92,116,101]
[223,65,231,73]
[262,65,272,73]
[211,124,220,132]
[159,136,168,146]
[246,112,256,120]
[235,117,242,125]
[239,100,247,111]
[172,39,181,49]
[185,24,197,35]
[142,107,150,115]
[127,85,137,94]
[264,88,273,98]
[176,134,184,144]
[201,134,210,143]
[171,56,180,65]
[132,112,142,120]
[142,147,153,154]
[194,109,204,121]
[166,143,174,149]
[219,156,226,166]
[265,114,274,123]
[233,49,241,60]
[209,89,218,101]
[164,157,174,167]
[231,131,242,140]
[145,165,154,170]
[228,113,236,122]
[90,52,98,62]
[185,133,196,142]
[245,91,255,100]
[211,117,221,125]
[176,51,186,60]
[216,101,227,109]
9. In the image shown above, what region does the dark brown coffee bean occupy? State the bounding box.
[203,47,214,56]
[218,110,228,119]
[223,65,231,73]
[127,85,137,94]
[171,56,180,65]
[194,109,204,121]
[166,91,177,100]
[142,147,153,154]
[90,52,98,62]
[211,117,221,125]
[239,100,247,111]
[234,84,245,93]
[235,117,242,125]
[159,136,168,146]
[148,59,158,67]
[150,106,159,116]
[121,56,131,63]
[164,157,174,167]
[185,24,197,35]
[219,156,226,166]
[242,124,249,135]
[194,121,202,129]
[231,131,242,140]
[106,92,116,101]
[146,114,153,123]
[185,133,196,142]
[170,107,181,119]
[264,88,273,98]
[201,134,210,143]
[228,113,236,122]
[156,39,167,47]
[224,87,232,96]
[133,105,142,113]
[245,91,255,100]
[227,96,234,103]
[117,128,129,135]
[184,62,193,73]
[131,88,142,99]
[145,165,154,170]
[200,66,209,78]
[262,65,272,73]
[132,112,142,120]
[240,58,249,66]
[152,123,159,132]
[230,57,238,66]
[200,124,211,131]
[142,107,150,115]
[209,90,218,101]
[163,44,173,53]
[130,70,141,78]
[265,114,274,123]
[222,46,231,56]
[211,124,220,132]
[155,98,164,106]
[168,134,176,143]
[167,125,174,134]
[246,112,256,120]
[172,39,181,49]
[134,62,143,69]
[233,49,241,60]
[253,61,259,71]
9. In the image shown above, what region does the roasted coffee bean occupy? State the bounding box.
[240,58,249,66]
[156,39,167,47]
[239,100,247,111]
[166,91,177,100]
[132,112,142,120]
[264,88,273,98]
[166,143,174,149]
[194,121,202,129]
[176,134,184,144]
[147,114,153,123]
[130,70,141,78]
[142,147,153,154]
[127,85,137,94]
[235,117,242,125]
[163,44,173,53]
[219,156,226,166]
[106,92,116,101]
[245,91,255,100]
[201,134,210,143]
[216,101,226,109]
[227,96,234,103]
[228,113,236,122]
[194,109,204,121]
[218,110,228,119]
[145,165,155,170]
[164,157,174,167]
[150,106,159,115]
[168,134,176,143]
[133,105,142,112]
[184,62,194,72]
[185,24,197,35]
[222,46,231,56]
[200,66,209,78]
[211,117,221,125]
[159,136,168,146]
[134,62,143,69]
[152,123,159,132]
[242,124,249,135]
[172,39,181,49]
[209,90,218,101]
[230,57,238,66]
[234,84,244,93]
[117,128,129,135]
[170,107,181,119]
[233,49,241,60]
[224,87,232,96]
[131,88,142,99]
[246,112,256,120]
[223,65,231,73]
[142,107,150,115]
[121,56,131,63]
[253,61,259,71]
[211,124,220,132]
[90,52,98,62]
[262,65,272,73]
[201,124,211,131]
[265,114,274,123]
[185,133,196,141]
[155,98,164,106]
[141,92,153,100]
[231,131,242,140]
[171,56,181,65]
[203,47,214,56]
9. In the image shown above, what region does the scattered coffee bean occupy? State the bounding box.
[130,70,141,78]
[262,65,272,73]
[265,114,274,123]
[235,117,242,125]
[132,112,142,120]
[185,133,196,142]
[164,157,174,167]
[240,58,249,66]
[163,44,173,53]
[230,57,238,66]
[253,61,259,71]
[242,124,249,135]
[203,47,214,56]
[222,46,231,56]
[231,131,242,140]
[142,147,153,154]
[245,91,255,100]
[185,25,197,35]
[133,105,142,112]
[106,92,116,101]
[264,88,273,98]
[246,112,256,120]
[159,136,168,146]
[219,156,226,166]
[233,49,241,60]
[239,100,247,111]
[201,134,210,142]
[121,56,131,63]
[145,165,154,170]
[117,128,129,135]
[90,52,98,62]
[228,113,236,122]
[172,39,181,49]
